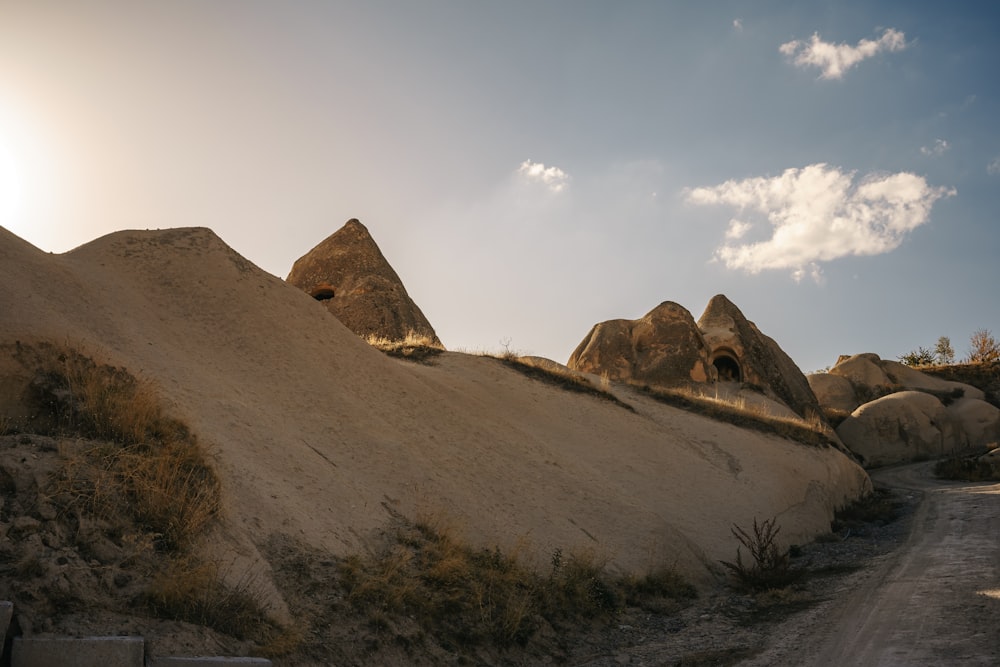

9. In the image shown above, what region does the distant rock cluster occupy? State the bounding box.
[809,353,1000,467]
[286,219,441,346]
[568,294,820,419]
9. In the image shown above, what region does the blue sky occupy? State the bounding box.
[1,1,998,372]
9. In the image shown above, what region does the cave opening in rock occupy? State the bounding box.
[713,353,741,382]
[310,285,335,301]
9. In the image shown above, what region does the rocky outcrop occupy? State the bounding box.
[567,295,819,419]
[696,295,820,419]
[836,391,963,467]
[814,353,1000,467]
[568,302,713,386]
[287,219,441,345]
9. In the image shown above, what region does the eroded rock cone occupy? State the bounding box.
[567,301,713,386]
[287,219,441,345]
[697,294,820,419]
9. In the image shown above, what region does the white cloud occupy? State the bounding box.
[725,219,752,240]
[988,157,1000,175]
[517,159,569,193]
[780,28,907,79]
[685,163,955,281]
[733,18,743,32]
[920,139,950,156]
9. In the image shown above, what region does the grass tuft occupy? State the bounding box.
[934,455,1000,482]
[489,356,635,411]
[365,331,444,363]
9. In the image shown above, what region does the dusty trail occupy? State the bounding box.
[757,461,1000,666]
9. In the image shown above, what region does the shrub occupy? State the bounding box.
[968,329,1000,364]
[934,456,1000,482]
[719,517,802,592]
[899,347,936,367]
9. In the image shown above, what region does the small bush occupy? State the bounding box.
[719,517,802,592]
[934,456,1000,482]
[831,488,902,531]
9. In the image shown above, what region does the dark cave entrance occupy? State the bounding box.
[713,353,742,383]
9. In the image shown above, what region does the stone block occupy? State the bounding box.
[12,636,144,667]
[147,659,272,666]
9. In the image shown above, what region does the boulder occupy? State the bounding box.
[947,398,1000,449]
[696,295,820,419]
[807,373,859,415]
[567,301,713,386]
[836,391,966,467]
[828,354,894,398]
[287,219,441,345]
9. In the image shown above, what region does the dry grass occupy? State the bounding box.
[934,455,1000,482]
[337,514,694,651]
[365,331,444,363]
[637,383,834,447]
[28,347,222,551]
[487,355,635,412]
[145,554,273,640]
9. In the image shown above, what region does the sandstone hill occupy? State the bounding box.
[286,218,441,345]
[0,225,870,657]
[809,353,1000,467]
[568,294,820,419]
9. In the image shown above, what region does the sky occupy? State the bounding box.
[1,1,998,372]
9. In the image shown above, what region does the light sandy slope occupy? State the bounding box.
[0,226,870,614]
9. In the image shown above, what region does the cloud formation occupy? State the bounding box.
[517,159,569,193]
[685,163,955,281]
[733,18,743,32]
[780,28,907,79]
[988,157,1000,175]
[920,139,950,156]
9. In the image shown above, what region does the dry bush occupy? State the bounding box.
[831,487,902,531]
[934,456,1000,482]
[968,329,1000,364]
[719,517,802,593]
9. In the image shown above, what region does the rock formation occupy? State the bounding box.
[287,219,441,345]
[567,294,820,419]
[809,353,1000,467]
[696,295,820,419]
[568,301,713,387]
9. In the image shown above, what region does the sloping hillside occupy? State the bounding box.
[0,226,870,619]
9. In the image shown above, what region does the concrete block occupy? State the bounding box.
[147,659,272,666]
[0,601,13,647]
[12,636,144,667]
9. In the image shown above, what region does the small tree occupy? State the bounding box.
[934,336,955,365]
[968,329,1000,363]
[899,346,935,367]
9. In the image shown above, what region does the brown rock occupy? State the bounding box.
[697,295,820,419]
[287,219,441,345]
[567,302,713,386]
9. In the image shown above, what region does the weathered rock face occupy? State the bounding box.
[287,219,441,345]
[696,295,821,419]
[807,373,859,415]
[568,301,713,386]
[836,391,965,467]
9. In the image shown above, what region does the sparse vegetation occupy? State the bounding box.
[489,355,636,411]
[719,517,803,593]
[832,487,903,531]
[365,330,444,363]
[5,341,280,651]
[899,346,936,367]
[934,455,1000,482]
[637,384,834,447]
[332,514,694,653]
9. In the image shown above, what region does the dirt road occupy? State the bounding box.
[751,461,1000,666]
